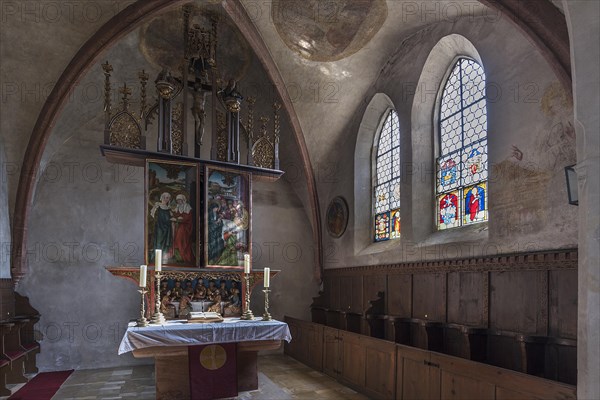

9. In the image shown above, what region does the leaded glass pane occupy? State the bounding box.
[377,113,394,156]
[437,57,488,230]
[438,191,460,230]
[440,64,462,120]
[463,182,487,225]
[376,149,392,185]
[462,59,486,107]
[392,146,401,179]
[374,183,390,214]
[389,177,401,210]
[373,109,401,241]
[463,100,487,146]
[440,112,462,154]
[390,111,400,148]
[437,154,461,193]
[462,140,488,186]
[375,212,390,241]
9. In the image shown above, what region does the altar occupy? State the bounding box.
[119,318,291,399]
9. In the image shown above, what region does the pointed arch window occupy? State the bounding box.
[374,110,401,241]
[437,58,488,230]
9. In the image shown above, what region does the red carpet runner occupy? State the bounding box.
[9,370,73,400]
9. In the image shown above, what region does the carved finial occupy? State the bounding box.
[102,61,113,75]
[273,102,281,144]
[139,70,149,119]
[119,83,132,110]
[259,116,269,137]
[102,61,113,115]
[246,97,256,141]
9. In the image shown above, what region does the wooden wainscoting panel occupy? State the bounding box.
[363,336,396,399]
[363,274,386,312]
[322,327,341,377]
[351,275,363,313]
[340,331,365,387]
[440,370,495,400]
[339,276,352,310]
[490,270,548,334]
[495,386,540,400]
[0,280,14,321]
[397,345,439,400]
[412,273,446,321]
[548,269,577,339]
[387,274,412,317]
[330,277,341,310]
[447,272,485,326]
[305,322,324,370]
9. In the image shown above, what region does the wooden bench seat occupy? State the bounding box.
[0,322,27,385]
[1,357,11,396]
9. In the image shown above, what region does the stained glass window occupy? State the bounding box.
[437,58,488,230]
[374,110,401,241]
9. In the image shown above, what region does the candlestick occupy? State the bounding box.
[263,267,270,287]
[244,253,250,274]
[155,249,162,272]
[150,269,166,325]
[262,288,272,321]
[136,287,149,327]
[240,272,254,320]
[139,265,147,287]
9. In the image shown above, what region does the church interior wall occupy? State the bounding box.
[2,10,319,371]
[320,14,577,269]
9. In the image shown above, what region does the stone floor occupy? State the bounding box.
[19,354,368,399]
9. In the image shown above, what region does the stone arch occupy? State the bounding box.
[10,0,322,283]
[353,93,395,253]
[410,34,483,242]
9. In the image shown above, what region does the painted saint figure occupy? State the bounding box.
[207,202,225,264]
[172,194,194,264]
[151,192,173,259]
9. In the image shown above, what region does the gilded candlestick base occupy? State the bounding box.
[150,313,166,324]
[150,271,166,325]
[136,287,149,327]
[241,309,255,320]
[240,272,254,320]
[262,289,272,321]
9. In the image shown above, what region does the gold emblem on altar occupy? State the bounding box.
[200,345,227,370]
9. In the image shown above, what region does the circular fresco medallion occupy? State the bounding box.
[326,196,349,238]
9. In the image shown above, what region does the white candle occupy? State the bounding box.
[155,249,162,272]
[244,254,251,274]
[139,265,147,287]
[264,268,270,287]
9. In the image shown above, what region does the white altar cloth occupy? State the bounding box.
[118,318,291,355]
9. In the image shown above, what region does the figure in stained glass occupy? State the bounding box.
[464,184,486,223]
[375,212,390,242]
[390,209,401,239]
